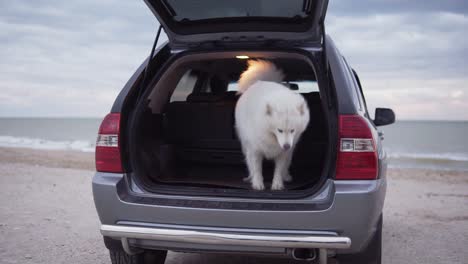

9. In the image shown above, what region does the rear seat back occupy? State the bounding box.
[186,91,238,103]
[164,92,326,166]
[165,102,238,146]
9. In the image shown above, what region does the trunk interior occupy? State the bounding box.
[130,51,330,196]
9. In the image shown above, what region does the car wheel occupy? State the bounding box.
[109,249,167,264]
[337,214,382,264]
[104,236,167,264]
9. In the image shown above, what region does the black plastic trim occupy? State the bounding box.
[118,179,334,211]
[147,0,317,34]
[112,45,172,172]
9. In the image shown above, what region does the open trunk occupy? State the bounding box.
[129,50,331,197]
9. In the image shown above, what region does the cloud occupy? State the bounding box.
[364,78,468,120]
[326,10,468,120]
[327,12,468,79]
[328,0,468,15]
[0,0,466,120]
[0,0,162,117]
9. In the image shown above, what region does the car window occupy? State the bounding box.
[227,81,319,93]
[341,57,364,111]
[170,70,199,102]
[166,0,309,21]
[227,82,238,91]
[352,69,371,119]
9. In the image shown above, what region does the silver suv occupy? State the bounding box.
[92,1,395,263]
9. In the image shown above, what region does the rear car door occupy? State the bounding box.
[144,0,329,48]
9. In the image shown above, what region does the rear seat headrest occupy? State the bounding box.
[210,76,228,95]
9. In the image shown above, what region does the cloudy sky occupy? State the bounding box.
[0,0,467,120]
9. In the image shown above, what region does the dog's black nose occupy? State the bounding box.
[283,144,291,150]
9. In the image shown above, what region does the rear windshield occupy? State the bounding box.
[164,0,310,21]
[227,81,319,93]
[147,54,320,114]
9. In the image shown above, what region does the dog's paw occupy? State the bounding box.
[283,174,293,182]
[243,176,252,183]
[251,179,265,191]
[271,180,285,191]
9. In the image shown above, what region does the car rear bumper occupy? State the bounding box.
[101,224,350,263]
[101,224,351,249]
[93,172,386,255]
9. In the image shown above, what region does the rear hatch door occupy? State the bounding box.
[144,0,329,47]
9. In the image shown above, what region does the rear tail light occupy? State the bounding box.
[336,115,378,180]
[95,113,123,173]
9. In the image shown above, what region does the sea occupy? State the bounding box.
[0,118,467,171]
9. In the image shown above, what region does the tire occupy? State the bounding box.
[104,236,167,264]
[109,250,167,264]
[337,215,382,264]
[109,249,167,264]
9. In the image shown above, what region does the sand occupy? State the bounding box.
[0,146,467,264]
[0,147,95,170]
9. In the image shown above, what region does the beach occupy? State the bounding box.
[0,147,467,264]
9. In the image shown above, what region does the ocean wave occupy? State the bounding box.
[1,135,467,164]
[387,151,468,162]
[0,136,95,152]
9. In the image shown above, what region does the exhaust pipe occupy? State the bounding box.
[292,248,317,261]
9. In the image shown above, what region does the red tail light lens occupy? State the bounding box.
[336,115,378,180]
[95,113,123,173]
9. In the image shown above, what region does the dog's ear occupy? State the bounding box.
[298,103,305,115]
[266,103,272,116]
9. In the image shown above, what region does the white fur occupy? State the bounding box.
[235,60,310,190]
[237,60,284,94]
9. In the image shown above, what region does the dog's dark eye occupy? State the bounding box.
[290,129,295,133]
[278,129,283,133]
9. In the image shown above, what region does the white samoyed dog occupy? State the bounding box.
[235,60,310,191]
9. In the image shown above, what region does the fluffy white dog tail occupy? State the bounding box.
[237,60,284,94]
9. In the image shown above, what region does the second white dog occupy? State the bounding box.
[235,60,310,191]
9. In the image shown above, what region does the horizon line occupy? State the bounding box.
[0,116,467,122]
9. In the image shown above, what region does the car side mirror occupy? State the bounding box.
[373,108,395,126]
